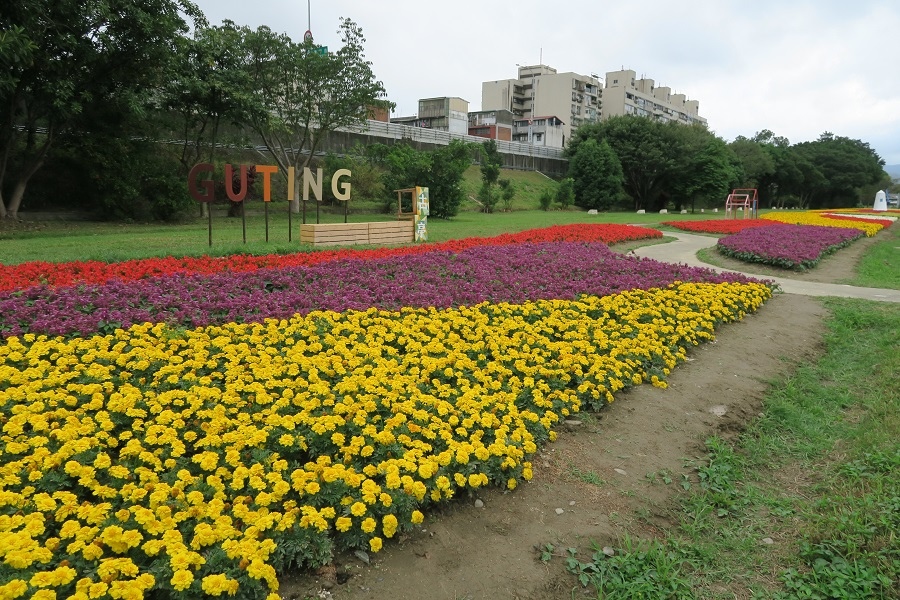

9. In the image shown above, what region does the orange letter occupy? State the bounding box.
[256,165,278,202]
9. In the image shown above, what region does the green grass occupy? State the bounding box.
[0,198,723,265]
[850,223,900,289]
[459,165,558,211]
[555,299,900,599]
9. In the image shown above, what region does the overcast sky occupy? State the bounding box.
[191,0,900,166]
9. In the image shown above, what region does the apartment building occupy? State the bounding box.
[481,65,601,148]
[601,69,706,126]
[511,115,566,147]
[468,109,516,141]
[390,97,470,134]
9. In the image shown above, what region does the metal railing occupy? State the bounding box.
[340,120,566,160]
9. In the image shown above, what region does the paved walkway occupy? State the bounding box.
[631,230,900,304]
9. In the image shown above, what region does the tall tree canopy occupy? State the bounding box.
[0,0,202,219]
[232,18,391,212]
[568,117,736,211]
[567,138,624,211]
[373,140,474,219]
[792,133,885,208]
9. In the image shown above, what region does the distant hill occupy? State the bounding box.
[886,164,900,179]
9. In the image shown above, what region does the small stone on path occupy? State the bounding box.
[614,468,627,476]
[602,546,615,557]
[555,508,565,515]
[474,499,484,508]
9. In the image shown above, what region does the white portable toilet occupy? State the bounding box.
[873,190,887,212]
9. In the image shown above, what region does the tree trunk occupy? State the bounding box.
[3,124,53,220]
[5,150,50,220]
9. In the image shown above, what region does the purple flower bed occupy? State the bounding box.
[0,242,766,338]
[716,224,863,270]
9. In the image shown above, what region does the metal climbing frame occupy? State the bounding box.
[725,188,759,219]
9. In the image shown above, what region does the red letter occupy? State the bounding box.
[225,164,249,202]
[188,163,214,202]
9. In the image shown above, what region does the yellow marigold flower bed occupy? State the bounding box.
[761,211,883,236]
[0,282,771,598]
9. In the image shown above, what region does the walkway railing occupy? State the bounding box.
[339,120,566,160]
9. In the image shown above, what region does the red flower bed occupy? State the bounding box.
[821,214,894,228]
[840,208,900,215]
[662,220,784,234]
[0,223,661,292]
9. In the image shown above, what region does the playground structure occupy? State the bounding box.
[725,188,758,219]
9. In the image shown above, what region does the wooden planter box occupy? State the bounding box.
[300,221,413,246]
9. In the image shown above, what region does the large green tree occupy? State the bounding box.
[728,136,776,190]
[374,140,474,219]
[568,117,678,211]
[233,18,391,212]
[567,138,624,211]
[669,125,740,211]
[0,0,202,219]
[792,133,885,208]
[163,21,251,177]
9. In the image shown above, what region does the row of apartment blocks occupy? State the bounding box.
[388,66,707,149]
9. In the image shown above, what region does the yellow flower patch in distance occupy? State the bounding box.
[0,281,771,594]
[761,211,883,236]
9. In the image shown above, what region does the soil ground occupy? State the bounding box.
[277,235,890,600]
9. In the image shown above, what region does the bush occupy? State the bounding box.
[539,189,554,211]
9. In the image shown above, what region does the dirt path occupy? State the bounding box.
[278,232,892,600]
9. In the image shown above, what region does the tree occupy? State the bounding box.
[668,125,740,211]
[728,137,776,189]
[556,177,575,209]
[425,140,476,218]
[477,139,503,213]
[163,22,251,176]
[567,138,624,211]
[0,25,34,96]
[568,117,678,211]
[235,18,391,213]
[498,179,516,212]
[373,139,474,219]
[0,0,203,219]
[792,133,885,208]
[480,139,502,188]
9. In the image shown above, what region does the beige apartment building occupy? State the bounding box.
[481,65,706,147]
[482,64,601,148]
[390,97,470,134]
[602,69,707,126]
